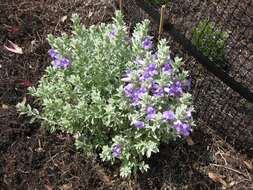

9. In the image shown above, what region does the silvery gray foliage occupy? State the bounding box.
[17,11,195,177]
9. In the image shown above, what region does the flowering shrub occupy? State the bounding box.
[18,11,194,177]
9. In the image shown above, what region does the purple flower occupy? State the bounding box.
[140,70,151,81]
[142,36,153,50]
[48,48,59,60]
[125,86,147,106]
[53,59,61,68]
[112,144,122,158]
[164,81,183,97]
[150,82,164,97]
[147,64,158,76]
[53,58,71,69]
[163,111,176,121]
[146,106,156,121]
[124,83,134,97]
[181,123,191,137]
[140,64,158,81]
[131,87,147,106]
[60,58,71,68]
[136,87,147,97]
[133,120,145,129]
[162,63,172,74]
[172,121,191,137]
[109,29,117,39]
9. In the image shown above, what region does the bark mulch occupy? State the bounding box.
[0,0,252,189]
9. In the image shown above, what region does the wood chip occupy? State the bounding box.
[208,172,228,187]
[61,15,68,23]
[243,160,253,171]
[60,184,72,190]
[45,185,53,190]
[2,104,9,109]
[186,136,194,146]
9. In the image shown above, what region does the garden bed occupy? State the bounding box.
[0,0,252,189]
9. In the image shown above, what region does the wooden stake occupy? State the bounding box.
[158,5,166,40]
[119,0,123,12]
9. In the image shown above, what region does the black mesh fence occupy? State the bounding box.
[162,0,253,92]
[123,0,253,156]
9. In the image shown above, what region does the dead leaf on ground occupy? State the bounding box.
[14,79,33,88]
[4,40,23,54]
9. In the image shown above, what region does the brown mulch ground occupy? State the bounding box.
[0,0,252,189]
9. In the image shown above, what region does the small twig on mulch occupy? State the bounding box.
[210,163,250,179]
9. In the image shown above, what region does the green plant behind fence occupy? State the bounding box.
[192,20,229,68]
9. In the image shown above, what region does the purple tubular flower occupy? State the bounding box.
[133,120,145,129]
[109,29,117,39]
[131,87,147,106]
[181,123,191,136]
[124,83,134,97]
[60,58,71,68]
[164,81,183,97]
[147,64,158,76]
[140,64,158,81]
[136,87,147,97]
[146,106,156,121]
[163,111,176,121]
[162,63,173,74]
[172,121,191,137]
[53,59,61,68]
[112,144,122,158]
[151,82,164,97]
[49,48,59,60]
[140,70,150,81]
[142,36,153,50]
[53,58,71,69]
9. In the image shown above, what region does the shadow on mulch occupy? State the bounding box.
[0,0,252,189]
